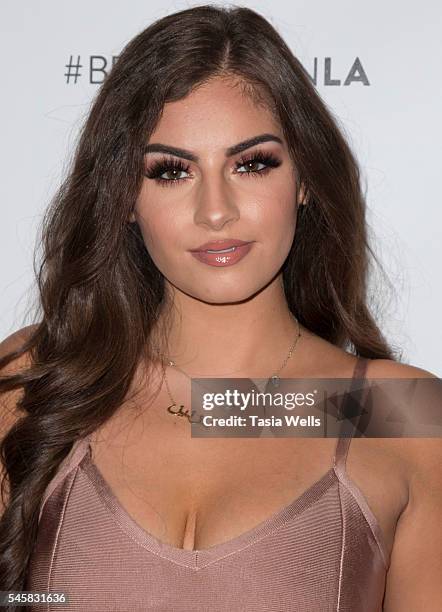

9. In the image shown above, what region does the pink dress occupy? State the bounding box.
[26,357,389,610]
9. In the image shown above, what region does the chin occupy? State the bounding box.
[177,277,269,305]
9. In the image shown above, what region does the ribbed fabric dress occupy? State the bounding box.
[26,356,389,611]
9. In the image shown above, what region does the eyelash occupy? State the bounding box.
[144,150,282,187]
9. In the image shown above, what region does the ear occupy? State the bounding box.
[298,182,309,207]
[128,211,136,223]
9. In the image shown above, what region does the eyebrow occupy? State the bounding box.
[143,133,284,162]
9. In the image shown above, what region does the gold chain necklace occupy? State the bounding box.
[153,316,301,423]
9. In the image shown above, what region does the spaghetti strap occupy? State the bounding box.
[352,355,370,380]
[333,356,370,471]
[37,434,91,525]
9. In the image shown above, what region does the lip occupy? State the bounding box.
[189,242,254,267]
[189,238,253,253]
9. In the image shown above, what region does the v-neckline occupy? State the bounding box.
[80,442,338,570]
[74,356,372,569]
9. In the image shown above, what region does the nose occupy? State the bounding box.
[193,174,240,231]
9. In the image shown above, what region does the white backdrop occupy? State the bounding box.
[1,1,441,374]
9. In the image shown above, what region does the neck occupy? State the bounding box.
[151,274,305,378]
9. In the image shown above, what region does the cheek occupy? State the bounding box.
[133,209,166,267]
[259,186,297,247]
[138,215,176,259]
[134,189,177,253]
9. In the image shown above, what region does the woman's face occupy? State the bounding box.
[131,77,303,304]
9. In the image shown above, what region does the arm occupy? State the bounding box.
[370,360,442,611]
[383,437,442,611]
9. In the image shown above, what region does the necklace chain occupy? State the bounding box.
[154,316,302,423]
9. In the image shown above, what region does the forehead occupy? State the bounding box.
[148,77,283,149]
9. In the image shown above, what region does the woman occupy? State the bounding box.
[0,4,440,611]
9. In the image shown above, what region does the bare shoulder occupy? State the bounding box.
[367,359,442,547]
[366,357,439,379]
[375,363,442,607]
[0,324,38,431]
[0,325,38,515]
[0,323,38,380]
[0,324,38,365]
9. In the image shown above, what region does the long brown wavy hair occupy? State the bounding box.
[0,3,399,597]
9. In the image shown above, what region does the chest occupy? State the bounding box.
[88,406,407,559]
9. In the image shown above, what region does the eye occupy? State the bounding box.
[144,150,282,188]
[235,151,282,177]
[236,159,266,173]
[144,157,192,188]
[161,168,188,181]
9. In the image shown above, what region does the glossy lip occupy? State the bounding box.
[189,238,253,253]
[189,242,254,267]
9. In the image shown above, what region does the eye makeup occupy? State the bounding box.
[143,149,282,187]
